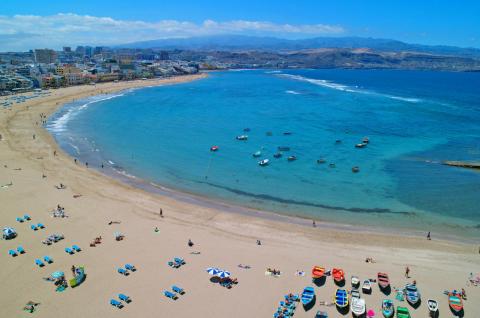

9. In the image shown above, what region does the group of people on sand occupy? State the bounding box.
[266,268,281,276]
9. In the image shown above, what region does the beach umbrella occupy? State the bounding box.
[206,267,220,276]
[51,271,65,279]
[216,270,231,279]
[367,309,375,317]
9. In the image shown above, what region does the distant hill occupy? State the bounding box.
[117,35,480,58]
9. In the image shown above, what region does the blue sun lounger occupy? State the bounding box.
[8,249,17,257]
[31,224,38,231]
[44,256,53,263]
[65,247,74,254]
[110,299,123,308]
[174,257,185,265]
[72,245,81,252]
[117,268,129,275]
[118,294,131,303]
[23,214,31,221]
[168,261,181,268]
[125,264,136,271]
[37,223,45,229]
[16,217,24,223]
[172,285,185,295]
[35,259,45,267]
[17,246,25,254]
[164,290,178,300]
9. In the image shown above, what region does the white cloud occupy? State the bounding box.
[0,13,344,51]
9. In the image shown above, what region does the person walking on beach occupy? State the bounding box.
[188,239,194,247]
[405,266,410,278]
[312,220,316,227]
[74,158,77,164]
[427,231,431,240]
[160,208,163,218]
[85,162,88,168]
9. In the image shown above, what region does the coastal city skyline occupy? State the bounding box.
[1,1,480,51]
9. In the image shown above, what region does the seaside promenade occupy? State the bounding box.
[0,74,479,317]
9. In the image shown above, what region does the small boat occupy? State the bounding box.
[448,291,463,313]
[329,163,336,168]
[252,151,262,158]
[287,156,297,161]
[351,276,360,288]
[334,289,348,308]
[351,297,366,316]
[243,128,250,132]
[312,266,325,279]
[236,135,248,140]
[335,139,342,144]
[283,132,292,135]
[301,286,315,306]
[362,137,369,144]
[352,166,360,173]
[355,143,367,148]
[258,159,269,166]
[382,299,394,318]
[210,146,219,152]
[273,152,283,158]
[315,311,328,318]
[427,299,438,316]
[405,284,420,306]
[278,146,290,151]
[377,272,390,290]
[396,306,411,318]
[351,290,360,299]
[317,158,326,164]
[362,280,372,294]
[332,268,345,284]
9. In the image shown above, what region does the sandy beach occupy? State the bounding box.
[1,74,479,318]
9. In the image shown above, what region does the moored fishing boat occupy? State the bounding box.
[258,159,269,166]
[352,166,360,173]
[317,158,326,164]
[351,297,365,316]
[277,146,290,151]
[312,266,325,280]
[382,299,394,318]
[252,151,262,158]
[362,280,372,294]
[355,143,367,148]
[287,155,297,161]
[427,299,438,317]
[447,291,463,313]
[362,137,369,144]
[378,272,390,290]
[332,268,345,284]
[334,289,348,308]
[273,152,283,158]
[210,146,219,152]
[301,286,315,306]
[405,284,420,306]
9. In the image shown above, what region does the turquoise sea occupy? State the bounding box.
[47,70,480,240]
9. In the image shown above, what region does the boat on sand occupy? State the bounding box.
[334,289,348,308]
[396,306,410,318]
[362,280,372,294]
[312,266,325,279]
[381,299,394,318]
[301,286,315,306]
[377,272,390,289]
[332,268,345,284]
[405,284,420,306]
[448,291,463,313]
[427,299,438,317]
[351,276,360,288]
[351,297,365,316]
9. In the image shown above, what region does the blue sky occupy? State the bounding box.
[1,0,479,51]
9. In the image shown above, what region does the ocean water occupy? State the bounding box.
[47,70,480,239]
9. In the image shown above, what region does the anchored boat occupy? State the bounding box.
[252,151,262,158]
[236,135,248,140]
[258,159,270,166]
[210,146,219,152]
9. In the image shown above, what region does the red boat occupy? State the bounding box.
[448,291,463,313]
[210,146,219,152]
[332,268,345,283]
[377,272,390,289]
[312,266,325,279]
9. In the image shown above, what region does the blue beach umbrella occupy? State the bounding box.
[206,267,220,276]
[216,270,231,279]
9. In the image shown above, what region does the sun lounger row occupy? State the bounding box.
[117,264,136,276]
[167,257,185,268]
[219,277,238,289]
[35,256,53,267]
[31,223,45,231]
[110,294,132,309]
[164,286,185,300]
[16,214,31,222]
[65,245,81,254]
[8,246,25,256]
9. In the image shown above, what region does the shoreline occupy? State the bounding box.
[1,73,479,318]
[45,76,478,244]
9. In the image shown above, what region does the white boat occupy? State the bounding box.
[252,151,262,157]
[355,143,367,148]
[236,135,248,141]
[351,290,360,299]
[258,159,270,166]
[427,299,438,316]
[351,297,366,316]
[362,280,372,293]
[351,276,360,288]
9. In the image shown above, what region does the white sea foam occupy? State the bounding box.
[278,73,422,103]
[285,90,301,95]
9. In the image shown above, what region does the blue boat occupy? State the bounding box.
[334,289,348,308]
[405,284,420,306]
[382,299,394,318]
[300,286,315,306]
